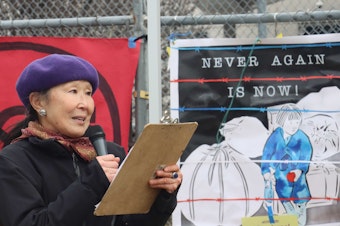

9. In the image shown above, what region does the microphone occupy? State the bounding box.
[85,125,108,156]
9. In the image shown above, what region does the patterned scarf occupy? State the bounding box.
[13,121,97,161]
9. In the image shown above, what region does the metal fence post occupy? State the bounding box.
[257,0,267,38]
[147,1,162,123]
[133,0,148,139]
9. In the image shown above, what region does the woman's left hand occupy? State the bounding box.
[148,164,182,194]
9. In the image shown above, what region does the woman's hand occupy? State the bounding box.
[148,164,183,194]
[96,154,120,182]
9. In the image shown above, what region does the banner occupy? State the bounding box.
[0,37,140,151]
[170,34,340,226]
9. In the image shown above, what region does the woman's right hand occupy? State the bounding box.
[96,154,120,182]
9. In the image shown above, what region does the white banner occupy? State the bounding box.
[170,34,340,226]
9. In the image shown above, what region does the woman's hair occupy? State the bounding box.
[276,103,302,127]
[1,105,38,147]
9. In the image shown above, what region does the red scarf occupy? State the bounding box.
[13,121,97,161]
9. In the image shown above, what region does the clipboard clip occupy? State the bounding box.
[160,110,178,124]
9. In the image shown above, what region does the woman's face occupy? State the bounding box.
[39,80,95,138]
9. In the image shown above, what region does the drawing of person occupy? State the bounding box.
[261,103,313,226]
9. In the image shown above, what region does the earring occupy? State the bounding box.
[38,109,47,116]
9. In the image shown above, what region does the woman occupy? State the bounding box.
[0,54,182,226]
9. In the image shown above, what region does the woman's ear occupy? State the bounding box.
[29,92,44,112]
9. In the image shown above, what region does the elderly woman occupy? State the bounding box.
[0,54,182,226]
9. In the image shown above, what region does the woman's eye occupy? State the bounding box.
[86,91,93,96]
[69,89,77,94]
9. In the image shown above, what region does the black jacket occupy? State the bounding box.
[0,137,177,226]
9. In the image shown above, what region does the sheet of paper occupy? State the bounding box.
[242,215,298,226]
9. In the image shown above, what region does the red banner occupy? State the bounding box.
[0,37,140,151]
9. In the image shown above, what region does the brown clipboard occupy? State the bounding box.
[94,122,198,216]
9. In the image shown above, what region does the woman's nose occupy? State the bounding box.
[78,94,90,108]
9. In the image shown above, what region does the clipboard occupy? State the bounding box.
[94,122,198,216]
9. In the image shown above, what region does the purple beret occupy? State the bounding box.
[16,54,99,108]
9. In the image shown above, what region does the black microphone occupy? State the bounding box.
[85,125,108,156]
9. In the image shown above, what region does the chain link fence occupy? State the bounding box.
[1,0,339,115]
